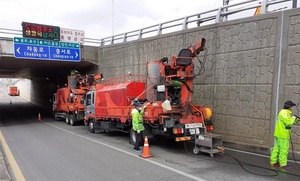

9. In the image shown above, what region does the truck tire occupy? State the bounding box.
[65,114,70,125]
[54,112,59,121]
[88,119,95,133]
[70,114,77,126]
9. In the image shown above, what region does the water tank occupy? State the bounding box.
[146,61,161,101]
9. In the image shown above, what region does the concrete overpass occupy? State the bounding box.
[0,37,99,80]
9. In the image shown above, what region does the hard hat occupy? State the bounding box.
[133,102,142,107]
[284,100,296,107]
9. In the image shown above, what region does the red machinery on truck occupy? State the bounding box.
[8,86,19,96]
[52,72,102,126]
[84,38,213,144]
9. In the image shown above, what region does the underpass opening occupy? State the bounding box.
[0,57,99,112]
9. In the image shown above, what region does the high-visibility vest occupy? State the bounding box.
[274,109,297,139]
[131,108,145,131]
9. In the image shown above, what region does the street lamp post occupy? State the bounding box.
[292,0,297,8]
[112,0,114,36]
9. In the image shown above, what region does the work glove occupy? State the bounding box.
[137,130,141,134]
[143,102,151,109]
[294,115,300,124]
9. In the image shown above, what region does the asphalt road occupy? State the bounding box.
[1,87,300,181]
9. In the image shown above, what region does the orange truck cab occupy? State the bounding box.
[8,86,19,96]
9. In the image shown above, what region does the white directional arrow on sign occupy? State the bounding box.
[16,47,20,54]
[75,52,78,58]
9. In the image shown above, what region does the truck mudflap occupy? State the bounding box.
[77,112,85,121]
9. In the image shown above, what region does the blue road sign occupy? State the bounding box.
[14,43,50,60]
[49,47,80,61]
[13,37,80,62]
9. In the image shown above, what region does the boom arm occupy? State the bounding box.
[189,38,206,58]
[158,38,207,108]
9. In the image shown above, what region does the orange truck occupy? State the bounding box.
[52,73,102,125]
[8,86,19,96]
[84,38,214,145]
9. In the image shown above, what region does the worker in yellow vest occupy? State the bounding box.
[131,101,146,152]
[270,100,299,169]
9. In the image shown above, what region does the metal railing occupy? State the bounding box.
[99,0,292,46]
[0,0,294,47]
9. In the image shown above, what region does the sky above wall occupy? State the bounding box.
[0,0,298,39]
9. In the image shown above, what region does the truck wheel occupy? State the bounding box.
[65,114,70,125]
[193,147,200,155]
[129,129,136,145]
[54,112,59,121]
[70,114,77,126]
[88,119,95,133]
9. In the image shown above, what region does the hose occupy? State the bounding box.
[181,80,193,93]
[194,47,207,77]
[289,129,300,168]
[183,141,300,177]
[189,103,207,133]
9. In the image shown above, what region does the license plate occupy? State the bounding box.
[185,123,203,129]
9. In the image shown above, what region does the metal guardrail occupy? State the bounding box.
[0,0,294,47]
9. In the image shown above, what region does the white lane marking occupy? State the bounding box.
[43,121,206,181]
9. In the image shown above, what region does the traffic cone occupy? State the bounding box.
[38,113,42,121]
[140,136,152,158]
